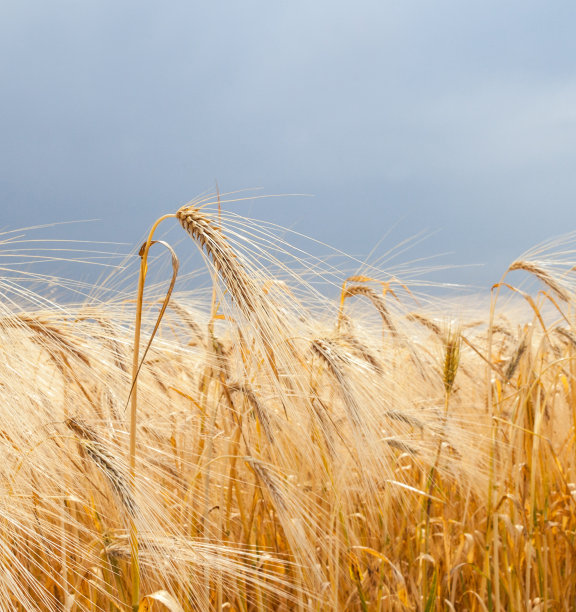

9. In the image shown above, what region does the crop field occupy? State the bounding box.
[1,199,575,611]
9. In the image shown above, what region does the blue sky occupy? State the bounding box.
[1,1,576,289]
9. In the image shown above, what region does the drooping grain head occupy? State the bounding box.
[176,205,260,315]
[342,284,398,337]
[508,260,571,303]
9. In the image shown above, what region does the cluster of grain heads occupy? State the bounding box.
[0,298,314,610]
[3,209,576,609]
[122,203,484,607]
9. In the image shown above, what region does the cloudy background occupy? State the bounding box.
[1,0,576,290]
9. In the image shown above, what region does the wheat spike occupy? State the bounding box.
[177,205,261,316]
[343,284,398,337]
[442,326,461,395]
[508,260,571,302]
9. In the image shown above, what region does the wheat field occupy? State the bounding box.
[1,200,575,611]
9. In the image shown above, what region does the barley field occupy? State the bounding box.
[1,199,576,611]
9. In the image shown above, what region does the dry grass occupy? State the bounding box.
[1,204,576,611]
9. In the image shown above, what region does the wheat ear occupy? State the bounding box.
[177,205,260,316]
[508,260,571,302]
[342,284,398,337]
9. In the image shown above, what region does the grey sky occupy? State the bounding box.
[2,0,576,290]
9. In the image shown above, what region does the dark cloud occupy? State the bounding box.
[1,0,576,290]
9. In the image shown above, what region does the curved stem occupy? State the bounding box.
[129,213,176,611]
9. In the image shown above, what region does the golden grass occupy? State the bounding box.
[1,204,576,611]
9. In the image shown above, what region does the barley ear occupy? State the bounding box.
[443,325,461,396]
[508,260,571,303]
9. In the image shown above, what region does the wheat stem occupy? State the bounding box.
[129,213,176,611]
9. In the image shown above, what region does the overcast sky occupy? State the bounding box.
[2,0,576,290]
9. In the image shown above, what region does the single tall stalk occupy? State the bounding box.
[129,213,176,611]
